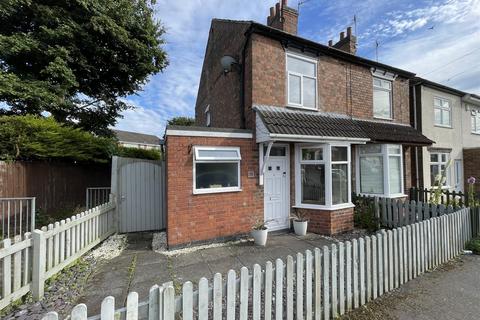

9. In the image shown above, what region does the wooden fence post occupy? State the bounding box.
[32,229,46,300]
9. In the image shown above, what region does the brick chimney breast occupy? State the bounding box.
[266,0,299,35]
[332,26,357,55]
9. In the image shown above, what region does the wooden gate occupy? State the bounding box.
[111,156,166,233]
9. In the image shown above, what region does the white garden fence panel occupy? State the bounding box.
[42,207,478,320]
[0,199,116,310]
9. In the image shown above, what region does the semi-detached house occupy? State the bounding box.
[165,0,432,248]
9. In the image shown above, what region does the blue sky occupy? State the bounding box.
[115,0,480,136]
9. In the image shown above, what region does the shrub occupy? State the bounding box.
[466,237,480,255]
[116,146,162,160]
[0,115,116,163]
[353,195,380,232]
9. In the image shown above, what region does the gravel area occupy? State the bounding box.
[1,234,127,320]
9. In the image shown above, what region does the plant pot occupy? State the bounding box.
[293,220,308,236]
[251,229,268,246]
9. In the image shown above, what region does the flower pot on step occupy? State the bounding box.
[251,229,268,246]
[293,220,308,236]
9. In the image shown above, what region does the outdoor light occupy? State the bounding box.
[220,55,239,74]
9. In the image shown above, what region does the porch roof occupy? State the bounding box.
[254,105,434,146]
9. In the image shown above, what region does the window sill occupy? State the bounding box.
[293,203,355,211]
[193,188,242,195]
[471,132,480,135]
[286,104,318,112]
[434,124,453,129]
[358,193,407,199]
[373,116,393,121]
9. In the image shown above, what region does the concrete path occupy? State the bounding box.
[341,254,480,320]
[76,231,335,316]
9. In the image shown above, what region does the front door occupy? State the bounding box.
[264,146,290,231]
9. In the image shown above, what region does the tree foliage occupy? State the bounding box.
[167,116,195,127]
[0,0,168,136]
[0,115,116,163]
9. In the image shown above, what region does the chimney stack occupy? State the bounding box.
[332,27,357,55]
[267,0,299,35]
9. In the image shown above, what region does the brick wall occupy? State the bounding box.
[296,207,354,234]
[463,148,480,193]
[166,134,262,247]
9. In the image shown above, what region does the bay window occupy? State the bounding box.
[193,146,241,194]
[357,144,404,197]
[296,144,351,209]
[286,53,317,110]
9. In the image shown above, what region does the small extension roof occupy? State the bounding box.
[254,105,434,146]
[113,129,163,145]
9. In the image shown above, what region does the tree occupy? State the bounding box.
[0,0,168,136]
[167,116,195,126]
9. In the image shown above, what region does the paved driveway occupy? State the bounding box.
[76,231,335,316]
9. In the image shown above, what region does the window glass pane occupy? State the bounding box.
[389,156,402,194]
[360,156,384,194]
[303,77,316,108]
[301,164,325,205]
[434,98,441,107]
[434,108,442,125]
[388,145,401,154]
[430,164,440,186]
[332,146,348,161]
[332,163,348,204]
[441,154,447,162]
[302,148,323,161]
[373,78,382,87]
[289,74,301,104]
[195,163,239,189]
[359,144,382,154]
[197,149,239,160]
[264,145,286,157]
[373,89,391,118]
[287,55,315,77]
[442,109,450,126]
[430,153,438,162]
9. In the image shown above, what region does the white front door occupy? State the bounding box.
[264,147,290,231]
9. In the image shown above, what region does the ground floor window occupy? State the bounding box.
[430,152,450,187]
[295,143,351,209]
[357,144,404,197]
[193,146,241,194]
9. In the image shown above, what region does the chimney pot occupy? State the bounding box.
[340,31,345,40]
[282,0,287,7]
[275,2,280,15]
[266,0,298,34]
[328,40,333,46]
[347,26,352,37]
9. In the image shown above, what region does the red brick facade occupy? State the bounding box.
[297,207,355,234]
[463,148,480,194]
[166,134,262,247]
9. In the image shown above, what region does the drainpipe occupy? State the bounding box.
[412,85,420,188]
[240,28,253,129]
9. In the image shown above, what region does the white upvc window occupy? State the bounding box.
[286,53,317,110]
[193,146,241,194]
[430,152,450,187]
[373,77,393,119]
[357,144,404,198]
[433,97,452,127]
[295,143,352,210]
[471,108,480,134]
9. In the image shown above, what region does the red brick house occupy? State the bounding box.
[165,0,433,248]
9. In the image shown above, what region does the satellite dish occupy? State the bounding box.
[220,55,238,73]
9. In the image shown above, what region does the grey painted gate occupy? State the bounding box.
[111,156,166,233]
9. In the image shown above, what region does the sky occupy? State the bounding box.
[115,0,480,137]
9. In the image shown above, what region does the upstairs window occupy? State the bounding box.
[373,77,393,119]
[286,53,317,110]
[434,97,451,127]
[471,109,480,134]
[193,146,241,194]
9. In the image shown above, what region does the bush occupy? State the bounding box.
[0,115,116,163]
[466,238,480,254]
[353,195,380,232]
[116,146,162,160]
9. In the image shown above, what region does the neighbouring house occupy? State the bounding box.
[410,78,480,193]
[165,0,433,248]
[114,129,163,150]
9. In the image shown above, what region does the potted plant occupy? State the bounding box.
[251,219,273,246]
[290,209,309,236]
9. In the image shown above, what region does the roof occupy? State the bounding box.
[113,129,163,145]
[241,21,416,78]
[411,77,466,97]
[166,125,252,134]
[254,105,434,146]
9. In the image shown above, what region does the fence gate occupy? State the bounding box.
[112,156,166,233]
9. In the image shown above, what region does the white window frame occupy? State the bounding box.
[286,52,318,110]
[471,108,480,134]
[433,96,452,128]
[373,77,393,120]
[356,144,405,198]
[205,105,211,127]
[193,146,242,195]
[429,151,450,188]
[295,143,352,210]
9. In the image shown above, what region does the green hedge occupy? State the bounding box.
[116,146,162,160]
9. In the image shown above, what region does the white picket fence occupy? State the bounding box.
[42,207,478,320]
[0,199,116,310]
